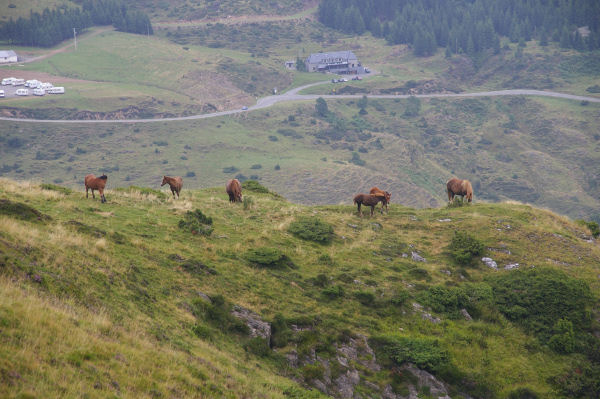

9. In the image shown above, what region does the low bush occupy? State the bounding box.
[245,247,293,268]
[322,285,345,300]
[242,180,271,194]
[288,217,334,244]
[447,231,485,265]
[244,337,271,357]
[192,295,249,335]
[178,209,213,236]
[40,183,72,194]
[355,291,376,306]
[370,335,449,373]
[0,199,51,222]
[487,268,593,343]
[576,219,600,238]
[270,314,293,348]
[301,363,325,381]
[222,166,239,173]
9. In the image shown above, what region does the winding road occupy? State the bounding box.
[1,83,598,124]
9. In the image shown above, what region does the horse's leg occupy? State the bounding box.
[171,188,176,198]
[357,203,362,217]
[91,188,95,199]
[99,188,105,203]
[86,186,89,198]
[447,190,452,202]
[370,205,375,217]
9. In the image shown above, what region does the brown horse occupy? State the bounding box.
[85,174,107,203]
[353,193,386,217]
[369,187,391,213]
[446,178,473,203]
[161,176,183,198]
[226,179,243,203]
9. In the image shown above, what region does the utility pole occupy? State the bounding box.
[73,28,77,50]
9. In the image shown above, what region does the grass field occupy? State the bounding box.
[0,178,598,397]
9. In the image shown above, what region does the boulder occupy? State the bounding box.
[231,305,271,340]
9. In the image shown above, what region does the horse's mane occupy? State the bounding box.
[99,175,107,180]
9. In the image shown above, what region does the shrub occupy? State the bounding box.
[186,171,196,177]
[301,363,325,381]
[274,164,281,170]
[349,152,366,166]
[245,247,292,268]
[41,183,72,194]
[242,180,270,194]
[355,291,376,306]
[586,84,600,93]
[178,209,213,236]
[288,217,334,244]
[250,164,262,169]
[487,268,593,342]
[322,285,345,300]
[192,295,249,335]
[222,166,239,173]
[270,314,293,348]
[507,388,539,399]
[370,336,449,373]
[0,199,51,222]
[576,219,600,238]
[448,231,485,265]
[548,318,575,354]
[245,337,271,357]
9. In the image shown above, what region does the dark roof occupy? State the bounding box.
[306,51,357,64]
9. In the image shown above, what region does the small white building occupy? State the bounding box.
[0,50,18,64]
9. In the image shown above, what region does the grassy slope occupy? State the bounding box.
[0,178,598,398]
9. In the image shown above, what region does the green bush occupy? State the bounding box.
[178,209,213,236]
[507,387,539,399]
[576,219,600,238]
[192,295,249,335]
[448,231,485,265]
[488,268,593,343]
[322,285,345,300]
[548,318,575,354]
[301,363,325,381]
[242,180,271,194]
[0,199,51,222]
[270,314,293,348]
[245,247,293,268]
[418,283,492,319]
[40,183,72,194]
[355,290,376,306]
[370,336,449,373]
[288,217,334,244]
[244,337,271,357]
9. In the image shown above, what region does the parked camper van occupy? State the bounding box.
[12,79,25,86]
[1,77,16,85]
[16,88,29,96]
[33,88,45,96]
[47,87,65,94]
[0,90,4,98]
[40,82,53,90]
[25,79,40,88]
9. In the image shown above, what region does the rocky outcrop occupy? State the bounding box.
[230,305,271,340]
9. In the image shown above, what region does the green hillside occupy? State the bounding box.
[0,178,599,398]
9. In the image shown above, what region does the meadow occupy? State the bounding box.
[0,178,598,398]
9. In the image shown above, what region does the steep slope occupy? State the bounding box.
[0,178,598,398]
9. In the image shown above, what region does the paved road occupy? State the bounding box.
[1,83,598,124]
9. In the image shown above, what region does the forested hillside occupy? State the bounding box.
[318,0,600,56]
[0,0,152,47]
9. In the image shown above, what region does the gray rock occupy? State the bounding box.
[438,218,452,222]
[371,223,383,231]
[441,269,452,275]
[312,379,328,394]
[422,312,442,324]
[461,308,473,321]
[348,224,359,229]
[196,291,212,303]
[481,257,498,269]
[335,369,360,398]
[402,253,408,258]
[402,363,450,397]
[504,263,519,270]
[286,350,299,368]
[231,305,271,340]
[383,385,401,399]
[411,251,426,262]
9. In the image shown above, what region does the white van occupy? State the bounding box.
[47,86,65,94]
[1,77,16,85]
[33,88,45,96]
[26,79,40,88]
[40,82,53,90]
[12,79,25,86]
[0,90,4,97]
[16,88,29,96]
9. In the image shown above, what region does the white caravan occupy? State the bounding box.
[12,79,25,86]
[0,90,4,97]
[33,88,45,96]
[1,77,16,85]
[16,88,29,96]
[47,87,65,94]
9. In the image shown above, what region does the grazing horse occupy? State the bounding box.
[369,187,391,213]
[446,178,473,203]
[353,193,386,217]
[85,174,108,203]
[226,179,243,203]
[161,176,183,198]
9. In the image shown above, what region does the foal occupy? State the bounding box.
[84,174,108,203]
[353,193,386,217]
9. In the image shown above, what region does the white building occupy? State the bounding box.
[305,50,362,74]
[0,50,18,64]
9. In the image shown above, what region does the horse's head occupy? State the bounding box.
[385,191,391,203]
[464,181,473,202]
[99,175,108,180]
[161,176,167,186]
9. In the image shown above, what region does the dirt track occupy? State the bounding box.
[1,82,598,124]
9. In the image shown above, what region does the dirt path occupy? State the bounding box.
[1,83,598,124]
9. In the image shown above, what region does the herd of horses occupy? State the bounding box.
[84,174,473,216]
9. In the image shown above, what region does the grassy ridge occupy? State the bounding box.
[0,178,599,397]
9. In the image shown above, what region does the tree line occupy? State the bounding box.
[318,0,600,56]
[0,0,153,48]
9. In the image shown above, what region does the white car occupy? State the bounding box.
[0,90,4,98]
